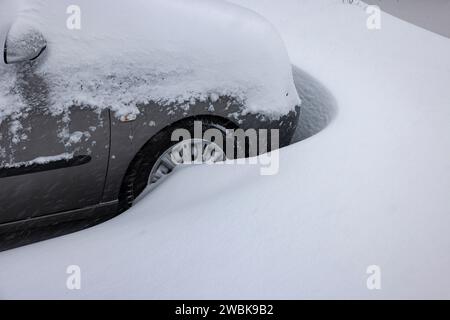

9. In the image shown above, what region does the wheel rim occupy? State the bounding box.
[148,138,225,187]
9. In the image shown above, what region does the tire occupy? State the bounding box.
[118,117,236,213]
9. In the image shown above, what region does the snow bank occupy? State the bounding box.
[1,0,450,299]
[0,0,299,127]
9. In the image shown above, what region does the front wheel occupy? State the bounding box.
[118,118,233,213]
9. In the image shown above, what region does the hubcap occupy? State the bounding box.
[148,139,225,187]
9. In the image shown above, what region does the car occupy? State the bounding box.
[0,0,300,234]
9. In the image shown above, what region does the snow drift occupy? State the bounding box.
[1,0,449,299]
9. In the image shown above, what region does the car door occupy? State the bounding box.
[0,74,111,224]
[0,38,111,224]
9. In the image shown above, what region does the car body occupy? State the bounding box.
[0,0,300,234]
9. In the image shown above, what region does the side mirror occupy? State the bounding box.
[3,23,47,64]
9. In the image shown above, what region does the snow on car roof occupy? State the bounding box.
[0,0,300,126]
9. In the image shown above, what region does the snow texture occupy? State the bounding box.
[0,0,450,299]
[0,0,300,129]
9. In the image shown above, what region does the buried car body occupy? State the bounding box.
[0,0,300,233]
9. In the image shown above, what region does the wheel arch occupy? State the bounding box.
[116,114,239,212]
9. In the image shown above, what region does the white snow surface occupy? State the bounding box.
[0,0,299,125]
[1,0,450,299]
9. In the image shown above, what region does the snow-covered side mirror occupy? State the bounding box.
[3,23,47,64]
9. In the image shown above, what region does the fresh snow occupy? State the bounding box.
[0,0,300,130]
[1,0,450,299]
[1,153,73,168]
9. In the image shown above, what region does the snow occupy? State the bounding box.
[1,0,450,299]
[4,22,47,64]
[1,153,73,168]
[0,0,300,131]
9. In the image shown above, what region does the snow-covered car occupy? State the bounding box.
[0,0,300,231]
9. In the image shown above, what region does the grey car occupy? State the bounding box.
[0,0,300,236]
